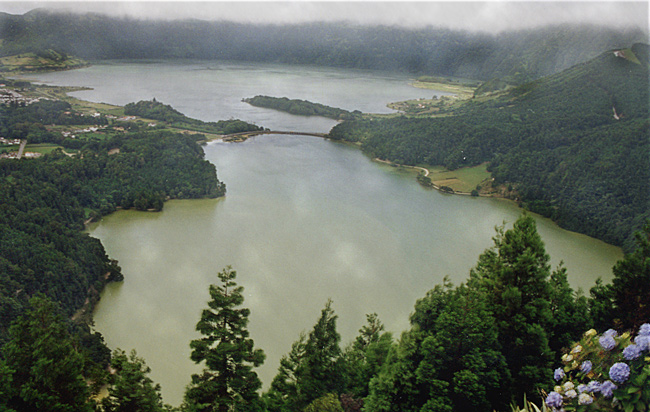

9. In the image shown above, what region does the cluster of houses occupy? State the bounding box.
[0,151,40,159]
[0,137,21,145]
[61,125,108,139]
[0,87,45,106]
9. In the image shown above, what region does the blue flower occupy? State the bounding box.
[578,393,594,405]
[639,323,650,336]
[599,335,616,351]
[600,380,617,398]
[577,384,588,393]
[553,367,565,381]
[635,335,650,351]
[586,380,601,393]
[580,360,592,374]
[622,343,642,360]
[603,328,618,337]
[609,362,630,383]
[545,391,563,408]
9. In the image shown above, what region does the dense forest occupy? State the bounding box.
[329,43,650,251]
[0,9,646,83]
[0,94,228,402]
[243,96,361,120]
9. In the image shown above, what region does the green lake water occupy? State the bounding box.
[28,62,623,405]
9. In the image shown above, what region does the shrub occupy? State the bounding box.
[545,323,650,411]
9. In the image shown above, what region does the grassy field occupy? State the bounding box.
[410,79,476,98]
[0,53,87,73]
[26,144,63,154]
[427,162,492,193]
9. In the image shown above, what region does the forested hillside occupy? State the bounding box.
[329,43,650,251]
[124,99,264,135]
[0,96,225,346]
[0,9,645,82]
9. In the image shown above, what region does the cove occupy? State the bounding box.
[28,61,623,405]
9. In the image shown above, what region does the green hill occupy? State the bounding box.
[329,44,650,250]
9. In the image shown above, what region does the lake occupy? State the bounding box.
[27,61,623,405]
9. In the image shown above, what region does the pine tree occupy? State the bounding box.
[183,266,265,412]
[101,349,166,412]
[469,214,554,399]
[265,333,307,412]
[296,299,343,407]
[590,223,650,331]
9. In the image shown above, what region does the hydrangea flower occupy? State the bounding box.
[561,353,574,362]
[600,380,617,398]
[562,381,574,392]
[635,335,650,351]
[571,344,582,354]
[584,328,597,337]
[603,328,618,338]
[609,362,630,383]
[577,384,588,393]
[622,343,642,360]
[580,360,592,374]
[554,367,565,381]
[546,391,563,408]
[599,335,616,351]
[565,389,577,399]
[639,323,650,336]
[586,380,601,393]
[578,393,594,405]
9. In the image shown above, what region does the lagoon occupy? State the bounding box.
[28,61,623,405]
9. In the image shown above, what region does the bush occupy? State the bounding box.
[545,323,650,411]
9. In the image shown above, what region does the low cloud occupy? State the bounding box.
[1,1,648,33]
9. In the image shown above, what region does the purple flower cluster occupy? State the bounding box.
[546,391,563,408]
[622,343,642,360]
[600,380,617,398]
[586,381,601,393]
[547,323,649,410]
[598,334,616,351]
[609,362,630,383]
[639,323,650,336]
[636,334,650,351]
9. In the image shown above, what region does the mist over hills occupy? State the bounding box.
[0,9,647,82]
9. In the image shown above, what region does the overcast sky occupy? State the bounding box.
[0,1,648,33]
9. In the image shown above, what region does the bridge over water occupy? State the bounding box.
[220,130,328,142]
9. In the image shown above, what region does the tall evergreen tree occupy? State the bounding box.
[364,280,508,412]
[468,214,554,399]
[264,333,307,412]
[183,266,265,412]
[341,313,392,401]
[101,349,166,412]
[297,299,343,407]
[2,296,94,412]
[589,223,650,331]
[265,300,343,411]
